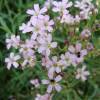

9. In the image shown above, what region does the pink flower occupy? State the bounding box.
[86,43,94,51]
[68,43,87,65]
[37,34,57,56]
[6,35,20,49]
[52,0,72,15]
[19,22,33,34]
[44,0,53,9]
[76,65,90,81]
[42,15,54,32]
[61,14,80,24]
[59,52,72,69]
[42,56,52,69]
[48,56,62,76]
[61,14,75,24]
[5,53,20,70]
[30,79,40,88]
[26,4,47,18]
[30,17,46,39]
[80,29,91,39]
[35,93,52,100]
[42,75,62,93]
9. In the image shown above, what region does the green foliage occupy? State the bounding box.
[0,0,100,100]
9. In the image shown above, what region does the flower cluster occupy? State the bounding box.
[5,0,98,99]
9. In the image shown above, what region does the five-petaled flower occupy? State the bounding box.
[5,53,20,70]
[42,75,62,93]
[76,65,90,81]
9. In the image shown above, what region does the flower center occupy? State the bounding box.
[50,79,56,85]
[77,52,81,57]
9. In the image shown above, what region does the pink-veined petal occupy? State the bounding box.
[47,85,53,93]
[34,4,40,12]
[42,80,49,84]
[55,84,62,92]
[55,75,62,82]
[26,9,34,15]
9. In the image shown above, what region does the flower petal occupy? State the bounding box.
[55,84,62,92]
[42,80,49,84]
[55,75,62,82]
[51,42,57,48]
[47,85,53,93]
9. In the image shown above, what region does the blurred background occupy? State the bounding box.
[0,0,100,100]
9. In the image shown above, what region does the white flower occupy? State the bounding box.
[26,4,47,18]
[37,34,57,56]
[42,75,62,93]
[5,53,20,70]
[76,65,90,81]
[6,35,20,49]
[30,79,40,88]
[52,0,72,15]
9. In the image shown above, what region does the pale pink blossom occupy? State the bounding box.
[48,56,62,77]
[26,4,47,18]
[42,75,62,93]
[59,52,72,69]
[5,53,20,69]
[22,55,36,68]
[68,43,87,65]
[86,43,94,51]
[44,0,53,9]
[35,93,52,100]
[80,29,91,39]
[19,22,33,34]
[76,65,90,81]
[61,14,74,25]
[42,56,52,69]
[30,79,40,88]
[52,0,72,15]
[42,15,54,32]
[30,17,46,39]
[6,35,20,49]
[37,34,57,56]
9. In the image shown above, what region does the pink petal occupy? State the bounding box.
[26,9,34,15]
[55,84,62,92]
[47,85,53,93]
[42,80,49,84]
[55,75,62,82]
